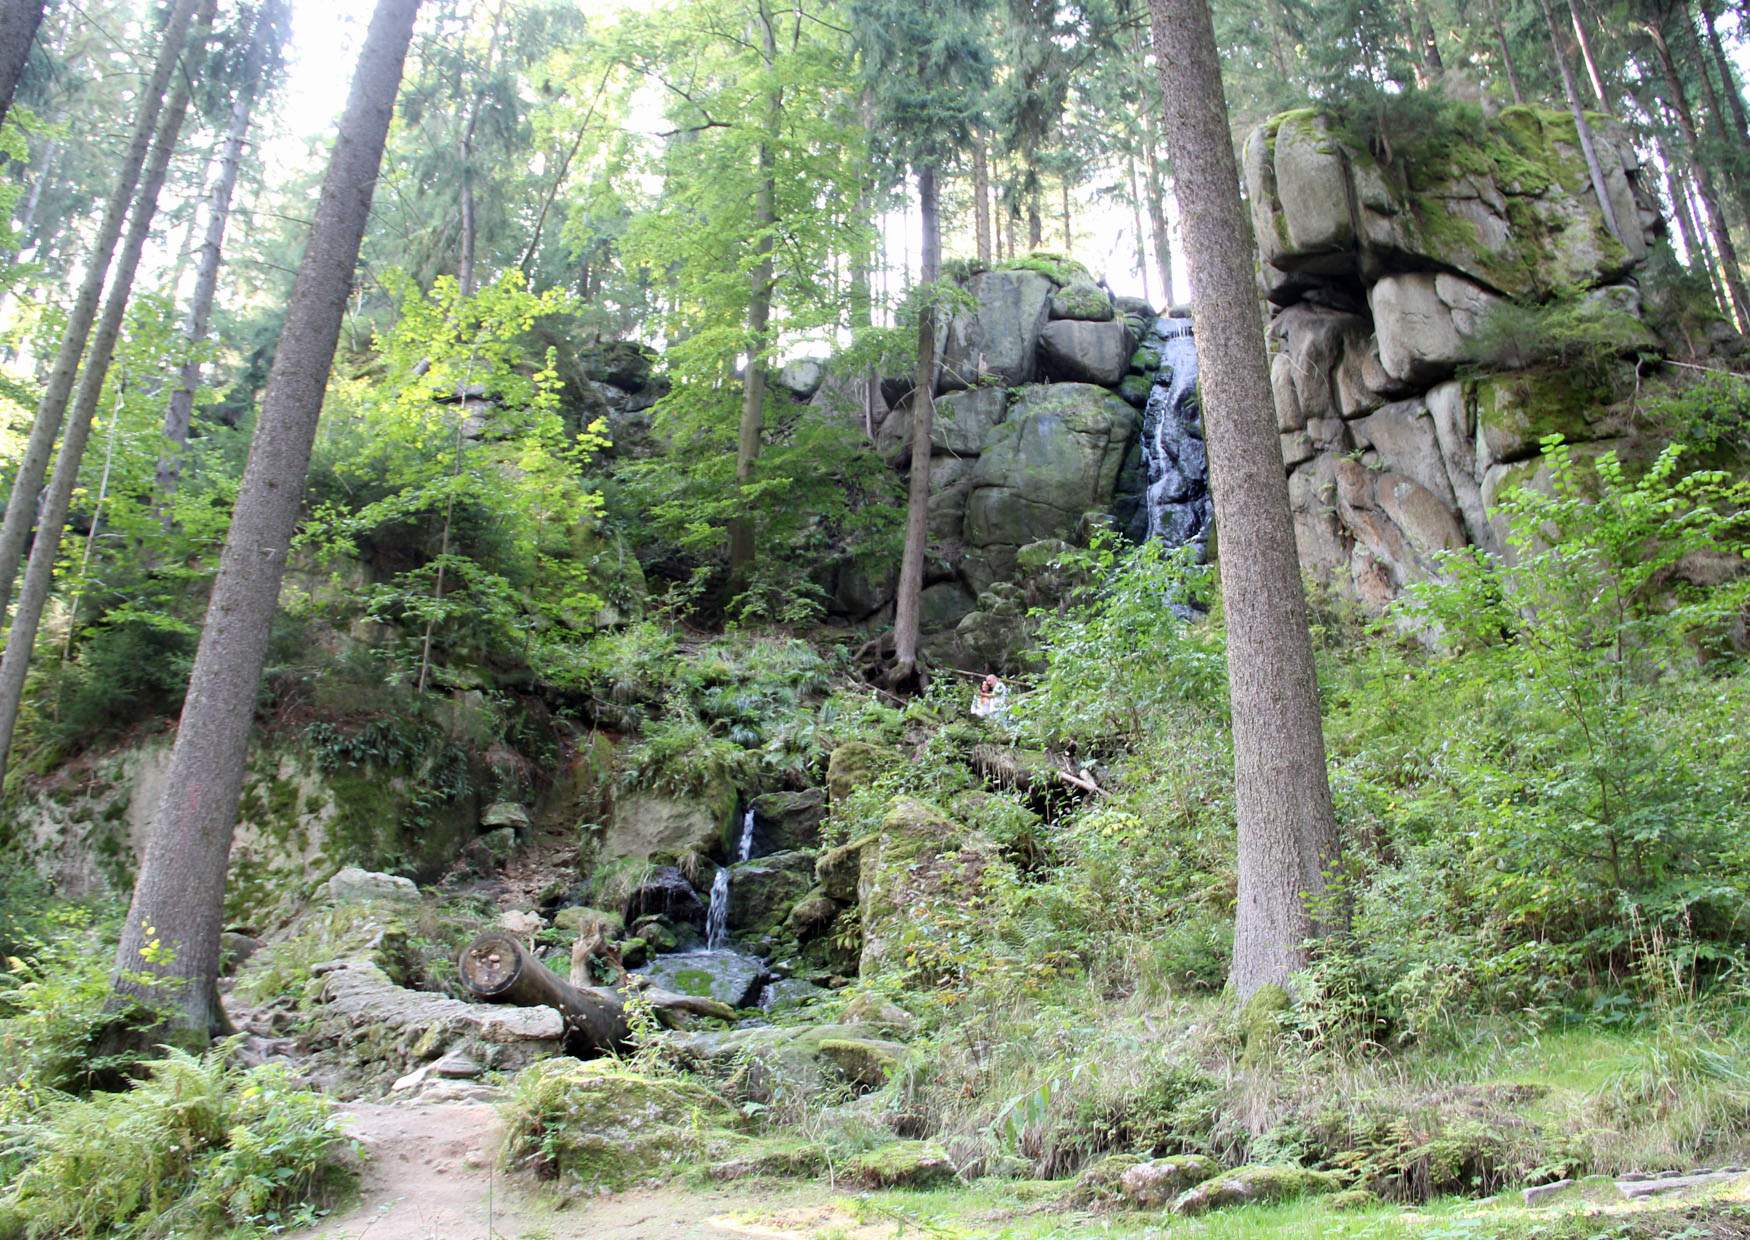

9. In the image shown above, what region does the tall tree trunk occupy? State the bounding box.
[849,89,875,328]
[1649,17,1750,324]
[889,162,939,689]
[0,0,202,621]
[1127,150,1151,306]
[0,2,210,784]
[1537,0,1624,242]
[1143,126,1175,303]
[1488,0,1526,102]
[1567,0,1611,107]
[458,106,480,295]
[1060,175,1072,251]
[1680,0,1750,225]
[727,0,780,595]
[111,0,422,1037]
[1027,194,1042,249]
[0,0,44,133]
[160,3,276,515]
[1147,0,1340,1001]
[972,136,992,265]
[1701,0,1750,145]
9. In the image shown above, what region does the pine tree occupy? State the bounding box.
[0,0,204,619]
[112,0,424,1036]
[1147,0,1341,1000]
[0,0,44,131]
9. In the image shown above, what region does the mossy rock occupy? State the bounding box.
[1118,373,1153,408]
[844,1141,955,1188]
[826,741,898,804]
[1171,1164,1342,1216]
[815,834,876,901]
[1119,1154,1221,1206]
[1050,281,1115,322]
[552,905,624,937]
[707,1137,828,1181]
[500,1058,739,1190]
[1327,1188,1382,1212]
[996,251,1094,288]
[1074,1153,1146,1204]
[816,1036,905,1090]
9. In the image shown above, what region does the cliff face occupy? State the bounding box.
[1244,105,1728,612]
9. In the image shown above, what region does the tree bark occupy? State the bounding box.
[1127,150,1151,306]
[1143,126,1175,304]
[1649,16,1750,324]
[1701,0,1750,147]
[727,0,780,595]
[459,933,629,1056]
[111,0,422,1037]
[972,136,992,265]
[0,2,209,784]
[0,0,202,621]
[889,161,939,689]
[1027,195,1042,249]
[1536,0,1624,243]
[160,2,276,515]
[1488,0,1526,102]
[1147,0,1340,1001]
[0,0,43,133]
[1567,0,1611,108]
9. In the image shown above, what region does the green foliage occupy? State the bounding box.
[1464,290,1656,384]
[0,1047,355,1238]
[1013,531,1226,752]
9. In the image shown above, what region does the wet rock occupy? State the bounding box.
[634,949,765,1008]
[623,867,707,930]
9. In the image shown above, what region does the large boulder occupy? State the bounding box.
[963,384,1139,593]
[1049,280,1116,321]
[1038,318,1132,387]
[858,798,1005,978]
[939,269,1054,389]
[622,866,707,930]
[876,385,1009,463]
[500,1058,739,1190]
[634,948,766,1007]
[599,778,736,863]
[775,357,827,400]
[749,788,826,852]
[725,850,817,935]
[1368,272,1503,386]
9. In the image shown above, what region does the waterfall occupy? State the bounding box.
[1140,317,1212,554]
[704,808,757,951]
[705,867,730,949]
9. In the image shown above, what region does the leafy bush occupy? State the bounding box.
[0,1047,355,1238]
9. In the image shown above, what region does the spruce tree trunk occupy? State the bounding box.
[1678,1,1750,226]
[1488,0,1526,102]
[161,4,275,513]
[1147,0,1341,1000]
[0,3,209,784]
[1701,0,1750,147]
[1650,18,1750,325]
[1144,128,1175,303]
[727,0,780,595]
[889,162,939,689]
[1536,0,1624,243]
[0,0,202,620]
[1027,196,1042,249]
[0,0,43,132]
[1127,151,1152,306]
[1567,0,1611,106]
[111,0,422,1037]
[972,137,992,265]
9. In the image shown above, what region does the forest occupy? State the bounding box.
[0,0,1748,1234]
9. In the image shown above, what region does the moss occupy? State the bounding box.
[843,1140,955,1188]
[996,251,1093,288]
[1073,1152,1146,1203]
[816,1036,903,1089]
[500,1058,740,1191]
[1241,984,1292,1069]
[706,1136,828,1181]
[1171,1164,1342,1216]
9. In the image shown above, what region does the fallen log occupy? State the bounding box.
[459,933,742,1053]
[459,931,629,1055]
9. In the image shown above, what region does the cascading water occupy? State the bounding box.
[704,808,757,950]
[1139,316,1212,554]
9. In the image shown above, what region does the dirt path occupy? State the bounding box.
[294,1101,895,1240]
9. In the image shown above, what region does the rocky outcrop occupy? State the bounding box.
[1244,105,1698,611]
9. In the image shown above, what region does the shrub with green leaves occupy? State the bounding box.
[0,1048,355,1238]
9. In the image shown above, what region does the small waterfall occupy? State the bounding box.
[704,808,757,951]
[1140,317,1212,554]
[705,867,730,949]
